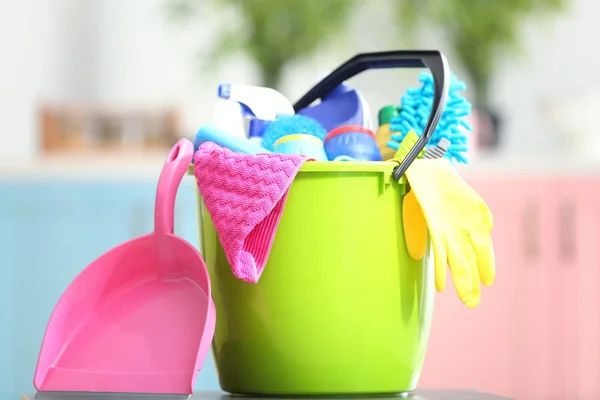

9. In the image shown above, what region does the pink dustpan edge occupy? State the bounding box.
[33,237,215,394]
[33,138,216,394]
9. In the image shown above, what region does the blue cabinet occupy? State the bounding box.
[0,178,218,399]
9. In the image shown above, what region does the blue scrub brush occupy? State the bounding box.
[388,72,472,164]
[261,114,328,151]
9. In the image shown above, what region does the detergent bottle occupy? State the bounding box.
[218,83,295,146]
[375,105,402,160]
[212,98,245,139]
[297,82,372,132]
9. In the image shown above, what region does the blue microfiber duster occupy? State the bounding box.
[388,72,472,164]
[261,114,328,151]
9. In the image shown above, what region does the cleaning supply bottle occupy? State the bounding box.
[218,83,295,146]
[375,105,402,161]
[212,98,246,139]
[297,82,372,132]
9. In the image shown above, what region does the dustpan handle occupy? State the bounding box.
[156,138,195,237]
[292,50,449,181]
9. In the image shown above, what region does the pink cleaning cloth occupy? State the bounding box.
[194,142,312,283]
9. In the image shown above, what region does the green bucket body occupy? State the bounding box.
[196,161,434,396]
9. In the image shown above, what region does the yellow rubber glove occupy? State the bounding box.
[402,189,428,260]
[402,159,495,308]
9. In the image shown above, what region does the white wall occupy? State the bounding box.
[0,0,599,166]
[488,0,600,158]
[0,0,60,164]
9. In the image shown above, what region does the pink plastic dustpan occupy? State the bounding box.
[33,138,215,395]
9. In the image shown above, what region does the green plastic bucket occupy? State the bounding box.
[196,161,434,396]
[194,50,449,395]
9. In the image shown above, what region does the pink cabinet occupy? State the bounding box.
[418,175,600,399]
[515,177,558,400]
[555,179,600,399]
[419,177,530,397]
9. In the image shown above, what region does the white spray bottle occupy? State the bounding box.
[212,98,246,139]
[218,83,295,146]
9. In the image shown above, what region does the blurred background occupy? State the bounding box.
[1,0,599,399]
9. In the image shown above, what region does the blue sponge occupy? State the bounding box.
[389,72,472,164]
[261,114,328,151]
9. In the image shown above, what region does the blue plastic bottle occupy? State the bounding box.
[297,83,371,132]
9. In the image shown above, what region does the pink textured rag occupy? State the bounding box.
[194,142,312,283]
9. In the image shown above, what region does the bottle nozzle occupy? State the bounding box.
[217,83,294,120]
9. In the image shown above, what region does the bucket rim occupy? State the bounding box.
[188,161,406,181]
[300,160,396,173]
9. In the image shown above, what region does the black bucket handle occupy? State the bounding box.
[293,50,449,181]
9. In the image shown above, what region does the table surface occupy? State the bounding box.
[24,391,512,400]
